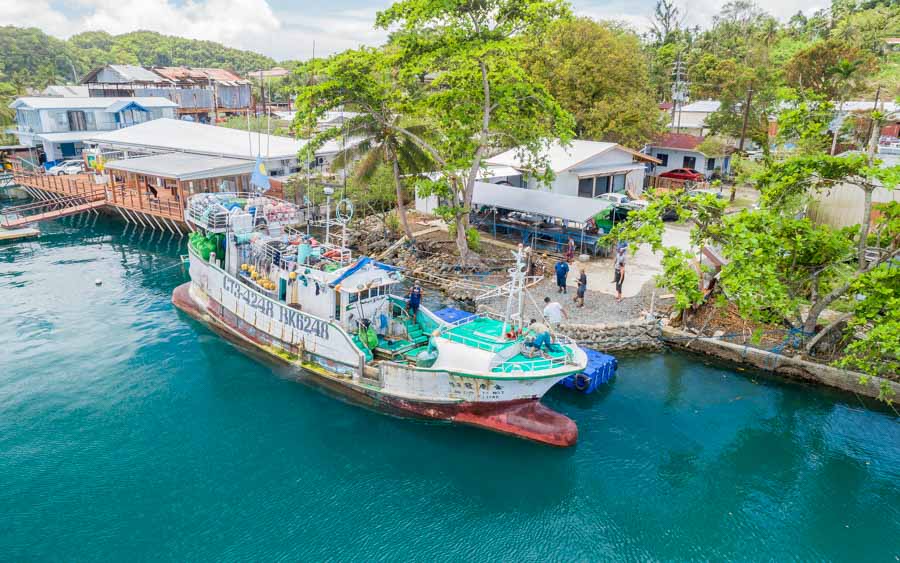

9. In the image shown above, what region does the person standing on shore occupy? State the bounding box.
[543,296,568,326]
[565,237,576,263]
[554,259,569,294]
[613,245,626,302]
[574,268,587,308]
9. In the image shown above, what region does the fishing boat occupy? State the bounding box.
[172,191,587,446]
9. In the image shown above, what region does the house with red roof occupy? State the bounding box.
[644,133,732,179]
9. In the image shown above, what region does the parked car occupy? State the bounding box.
[659,168,704,182]
[47,160,85,176]
[597,192,649,209]
[597,192,630,205]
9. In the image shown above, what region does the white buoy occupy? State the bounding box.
[95,279,103,286]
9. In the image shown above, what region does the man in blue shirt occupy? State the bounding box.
[407,282,423,316]
[554,259,569,294]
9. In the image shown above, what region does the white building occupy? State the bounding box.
[415,139,657,214]
[87,118,307,178]
[668,100,721,136]
[9,97,178,163]
[645,133,731,178]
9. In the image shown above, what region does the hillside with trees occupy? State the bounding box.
[0,26,274,90]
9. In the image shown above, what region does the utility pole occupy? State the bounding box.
[670,53,688,134]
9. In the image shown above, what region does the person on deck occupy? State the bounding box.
[526,318,555,353]
[543,296,567,326]
[554,259,569,294]
[574,268,587,308]
[407,282,423,317]
[613,245,627,302]
[565,237,576,263]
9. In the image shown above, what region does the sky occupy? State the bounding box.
[0,0,830,62]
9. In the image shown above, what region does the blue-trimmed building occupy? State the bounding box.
[8,96,177,164]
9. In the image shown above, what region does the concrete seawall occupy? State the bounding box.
[660,325,900,402]
[557,319,897,402]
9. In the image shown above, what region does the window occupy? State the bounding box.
[578,177,594,198]
[67,111,87,131]
[707,158,716,171]
[682,156,696,169]
[595,176,610,195]
[612,174,626,193]
[656,153,669,166]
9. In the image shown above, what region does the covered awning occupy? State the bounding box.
[575,164,646,178]
[35,131,100,144]
[472,181,613,223]
[104,152,255,181]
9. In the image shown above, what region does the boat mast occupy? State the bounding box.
[501,244,529,335]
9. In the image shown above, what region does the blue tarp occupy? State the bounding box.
[329,257,400,288]
[431,307,476,324]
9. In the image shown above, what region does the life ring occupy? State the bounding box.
[574,373,592,391]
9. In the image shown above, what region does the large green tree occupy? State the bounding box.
[524,18,663,146]
[784,39,877,99]
[294,48,433,244]
[376,0,575,264]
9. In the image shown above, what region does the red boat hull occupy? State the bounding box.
[172,282,577,447]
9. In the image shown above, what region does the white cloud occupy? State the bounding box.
[0,0,832,62]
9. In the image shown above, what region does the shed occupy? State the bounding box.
[472,181,613,223]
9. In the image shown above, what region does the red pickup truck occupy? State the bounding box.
[659,168,705,182]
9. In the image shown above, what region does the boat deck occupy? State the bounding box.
[443,317,519,352]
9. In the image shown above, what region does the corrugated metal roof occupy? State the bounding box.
[471,181,613,223]
[109,65,171,83]
[105,152,255,180]
[42,85,90,97]
[89,118,305,160]
[10,96,178,110]
[679,100,721,113]
[486,140,620,173]
[650,133,706,151]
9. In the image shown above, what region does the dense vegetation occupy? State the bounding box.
[0,27,274,89]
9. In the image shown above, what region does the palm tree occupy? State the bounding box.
[328,114,432,244]
[827,58,864,155]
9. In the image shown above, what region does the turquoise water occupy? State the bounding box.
[2,216,898,561]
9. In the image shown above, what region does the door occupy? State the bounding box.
[60,143,76,158]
